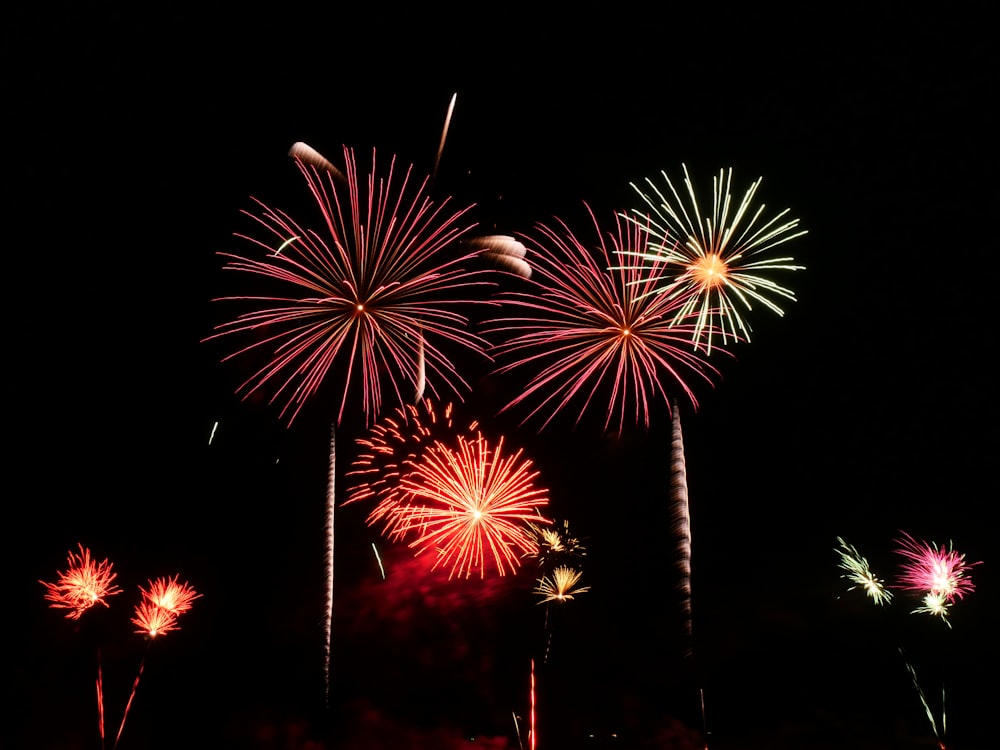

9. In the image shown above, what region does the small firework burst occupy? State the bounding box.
[131,599,180,637]
[529,519,586,567]
[835,536,893,606]
[141,575,202,615]
[534,566,590,604]
[131,576,200,636]
[624,164,806,352]
[40,544,122,619]
[894,531,978,604]
[911,591,953,626]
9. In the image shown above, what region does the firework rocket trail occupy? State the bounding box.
[671,400,693,646]
[325,424,336,705]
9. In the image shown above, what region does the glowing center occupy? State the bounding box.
[356,303,365,313]
[689,254,729,288]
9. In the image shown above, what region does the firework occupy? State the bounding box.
[130,600,180,637]
[485,204,722,434]
[140,575,201,615]
[671,403,694,640]
[528,519,585,567]
[624,164,806,351]
[40,544,122,620]
[894,531,977,606]
[395,433,552,578]
[534,566,590,604]
[835,536,893,606]
[467,234,532,279]
[345,397,479,540]
[207,145,495,426]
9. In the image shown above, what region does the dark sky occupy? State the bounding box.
[6,4,998,750]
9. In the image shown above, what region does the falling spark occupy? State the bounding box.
[835,536,893,606]
[432,92,457,183]
[901,648,947,749]
[288,141,347,183]
[41,544,122,619]
[208,420,218,445]
[372,543,386,580]
[624,164,806,352]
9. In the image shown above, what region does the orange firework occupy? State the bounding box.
[40,543,122,619]
[141,575,202,615]
[396,433,552,579]
[130,599,180,637]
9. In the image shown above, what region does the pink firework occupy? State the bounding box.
[345,397,479,540]
[207,145,496,426]
[484,204,723,434]
[894,531,978,603]
[395,433,552,578]
[40,543,122,620]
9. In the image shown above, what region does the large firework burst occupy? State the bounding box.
[894,531,978,623]
[207,144,495,426]
[625,164,806,352]
[485,204,722,434]
[395,433,552,579]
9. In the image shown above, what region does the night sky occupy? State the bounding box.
[6,5,998,749]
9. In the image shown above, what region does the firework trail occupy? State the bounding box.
[670,402,693,645]
[466,234,532,279]
[115,577,199,748]
[394,433,552,579]
[530,658,537,750]
[834,536,893,606]
[432,92,457,184]
[624,164,806,352]
[485,204,723,434]
[900,647,948,750]
[207,143,495,702]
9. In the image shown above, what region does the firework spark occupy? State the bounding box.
[534,566,590,604]
[207,145,495,426]
[624,164,806,351]
[485,204,722,434]
[835,536,893,606]
[131,600,180,637]
[894,531,978,606]
[395,433,552,578]
[40,544,122,619]
[140,575,201,615]
[345,397,479,540]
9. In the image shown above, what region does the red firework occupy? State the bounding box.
[207,145,496,426]
[395,433,552,579]
[40,543,122,620]
[484,204,723,434]
[345,397,479,540]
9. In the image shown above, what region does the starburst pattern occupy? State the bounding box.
[485,204,722,434]
[625,164,806,351]
[534,566,590,604]
[835,536,893,606]
[131,600,180,637]
[207,145,495,425]
[529,519,586,567]
[40,544,122,619]
[345,398,478,539]
[395,433,552,578]
[894,531,977,603]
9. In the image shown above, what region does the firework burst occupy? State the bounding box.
[624,164,806,352]
[528,519,586,567]
[345,397,480,539]
[894,532,977,602]
[395,433,552,579]
[485,204,722,434]
[207,145,495,425]
[534,566,590,604]
[835,536,893,606]
[40,544,122,620]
